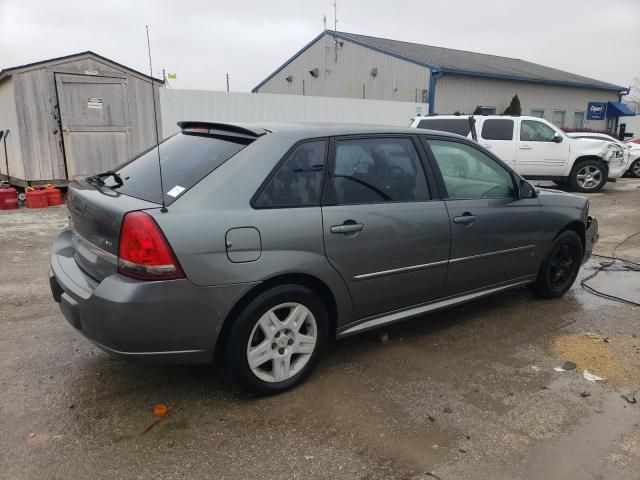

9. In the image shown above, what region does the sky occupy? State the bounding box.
[1,0,638,92]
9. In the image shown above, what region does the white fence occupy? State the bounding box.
[159,89,427,138]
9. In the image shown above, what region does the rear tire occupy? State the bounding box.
[569,159,607,193]
[222,284,328,396]
[533,231,583,299]
[628,158,640,178]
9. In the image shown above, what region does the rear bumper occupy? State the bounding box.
[49,229,256,363]
[583,215,598,264]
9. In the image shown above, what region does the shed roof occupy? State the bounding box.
[254,30,624,92]
[0,51,164,84]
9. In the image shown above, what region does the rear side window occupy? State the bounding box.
[331,137,429,204]
[105,132,250,205]
[253,140,327,208]
[417,118,471,137]
[481,119,514,141]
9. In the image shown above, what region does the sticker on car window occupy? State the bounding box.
[166,185,186,198]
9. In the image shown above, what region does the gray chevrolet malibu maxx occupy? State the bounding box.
[50,122,598,395]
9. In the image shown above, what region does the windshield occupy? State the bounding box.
[103,132,251,205]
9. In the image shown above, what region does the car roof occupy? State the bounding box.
[178,121,465,140]
[413,115,544,121]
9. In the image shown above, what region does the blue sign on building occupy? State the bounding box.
[587,102,607,120]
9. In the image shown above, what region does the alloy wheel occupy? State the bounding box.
[633,160,640,177]
[576,165,603,190]
[549,243,575,290]
[246,302,318,383]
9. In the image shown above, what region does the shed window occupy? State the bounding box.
[530,109,545,118]
[573,111,585,129]
[552,111,566,128]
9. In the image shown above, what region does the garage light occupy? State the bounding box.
[309,68,319,78]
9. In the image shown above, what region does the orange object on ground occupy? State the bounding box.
[44,184,63,206]
[153,404,169,417]
[25,187,48,208]
[0,184,19,210]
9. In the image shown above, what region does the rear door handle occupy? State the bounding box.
[330,222,364,234]
[453,213,476,225]
[519,145,533,150]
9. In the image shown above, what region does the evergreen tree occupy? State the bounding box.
[503,95,521,116]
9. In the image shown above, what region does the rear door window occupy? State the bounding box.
[481,119,514,141]
[330,137,429,204]
[253,140,327,208]
[104,132,251,205]
[417,118,471,137]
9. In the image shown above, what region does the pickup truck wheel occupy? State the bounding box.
[628,159,640,178]
[223,284,328,396]
[533,231,583,299]
[569,160,606,192]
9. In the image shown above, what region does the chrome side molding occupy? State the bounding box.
[337,277,535,338]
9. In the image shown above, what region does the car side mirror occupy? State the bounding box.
[553,134,563,143]
[518,180,537,199]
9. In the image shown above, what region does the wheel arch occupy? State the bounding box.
[215,273,339,361]
[556,220,586,253]
[571,155,609,175]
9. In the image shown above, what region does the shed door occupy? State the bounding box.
[55,74,132,179]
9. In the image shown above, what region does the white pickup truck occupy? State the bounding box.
[410,115,627,192]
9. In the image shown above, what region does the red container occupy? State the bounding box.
[25,188,49,209]
[45,185,63,206]
[0,184,19,210]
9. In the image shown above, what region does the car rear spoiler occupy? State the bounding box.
[177,121,269,138]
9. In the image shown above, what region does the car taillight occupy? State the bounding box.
[118,211,185,281]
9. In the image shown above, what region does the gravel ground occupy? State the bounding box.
[1,179,639,480]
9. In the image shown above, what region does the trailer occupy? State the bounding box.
[0,52,163,186]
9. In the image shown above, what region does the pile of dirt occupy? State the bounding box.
[552,333,640,390]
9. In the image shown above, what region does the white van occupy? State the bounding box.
[410,115,627,192]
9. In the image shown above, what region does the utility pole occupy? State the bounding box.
[162,68,166,83]
[333,1,337,31]
[226,73,230,92]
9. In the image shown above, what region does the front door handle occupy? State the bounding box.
[330,222,364,234]
[482,144,492,149]
[519,145,533,150]
[453,213,476,225]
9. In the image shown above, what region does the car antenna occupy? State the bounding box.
[146,25,167,213]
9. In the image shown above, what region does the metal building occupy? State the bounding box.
[0,52,163,186]
[253,31,632,131]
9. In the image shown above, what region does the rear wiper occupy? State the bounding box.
[86,171,123,188]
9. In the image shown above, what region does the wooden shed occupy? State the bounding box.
[0,51,163,186]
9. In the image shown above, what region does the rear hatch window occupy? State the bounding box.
[417,118,471,137]
[104,131,251,205]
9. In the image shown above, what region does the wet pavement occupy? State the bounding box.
[1,179,639,480]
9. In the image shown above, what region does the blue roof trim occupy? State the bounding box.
[438,68,624,92]
[252,31,327,92]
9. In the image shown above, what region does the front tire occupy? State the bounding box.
[628,158,640,178]
[533,231,583,299]
[222,284,328,395]
[569,159,607,192]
